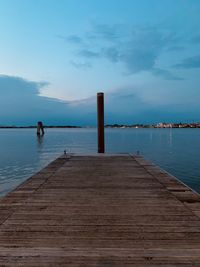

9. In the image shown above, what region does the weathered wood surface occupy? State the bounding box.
[0,154,200,266]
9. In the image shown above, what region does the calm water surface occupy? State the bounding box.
[0,128,200,196]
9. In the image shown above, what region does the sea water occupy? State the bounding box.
[0,128,200,196]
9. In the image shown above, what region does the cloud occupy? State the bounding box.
[0,75,71,125]
[65,23,183,79]
[1,75,200,125]
[121,47,157,73]
[102,47,119,62]
[74,86,200,124]
[78,49,100,58]
[0,75,47,95]
[69,88,149,124]
[67,35,83,44]
[70,61,92,69]
[152,68,183,80]
[190,35,200,44]
[57,34,83,44]
[166,46,185,52]
[0,75,95,126]
[174,55,200,69]
[90,24,123,42]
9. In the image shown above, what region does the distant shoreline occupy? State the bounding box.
[1,122,200,129]
[0,126,82,129]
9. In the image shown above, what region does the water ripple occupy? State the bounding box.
[1,128,200,196]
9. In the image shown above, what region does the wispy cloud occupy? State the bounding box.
[174,55,200,69]
[64,23,183,80]
[78,49,100,58]
[57,34,83,44]
[90,23,123,41]
[152,68,184,81]
[190,35,200,44]
[166,46,185,52]
[102,47,119,62]
[70,60,92,69]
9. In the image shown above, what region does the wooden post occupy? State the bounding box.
[97,92,105,153]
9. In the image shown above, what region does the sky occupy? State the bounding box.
[0,0,200,125]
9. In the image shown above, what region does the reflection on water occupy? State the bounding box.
[37,134,44,146]
[0,128,200,196]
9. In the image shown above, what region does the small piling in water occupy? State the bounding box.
[37,121,45,136]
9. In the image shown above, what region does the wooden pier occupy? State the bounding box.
[0,154,200,266]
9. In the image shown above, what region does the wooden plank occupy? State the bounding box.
[0,154,200,266]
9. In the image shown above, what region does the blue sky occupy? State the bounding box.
[0,0,200,125]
